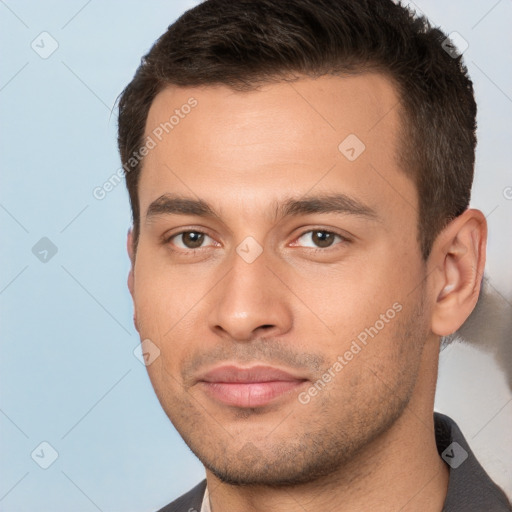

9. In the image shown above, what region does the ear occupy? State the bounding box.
[127,228,139,332]
[127,228,135,297]
[429,209,487,336]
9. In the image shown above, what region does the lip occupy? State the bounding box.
[198,365,308,407]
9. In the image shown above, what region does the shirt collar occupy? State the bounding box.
[200,484,211,512]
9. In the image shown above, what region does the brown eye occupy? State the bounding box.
[311,231,336,248]
[182,232,204,248]
[295,230,343,249]
[170,231,209,249]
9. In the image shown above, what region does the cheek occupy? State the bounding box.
[295,251,422,370]
[132,254,210,369]
[329,296,425,407]
[296,260,408,334]
[133,251,199,332]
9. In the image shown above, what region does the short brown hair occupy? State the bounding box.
[117,0,477,259]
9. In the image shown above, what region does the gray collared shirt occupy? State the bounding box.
[434,412,511,511]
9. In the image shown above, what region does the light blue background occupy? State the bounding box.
[1,1,511,510]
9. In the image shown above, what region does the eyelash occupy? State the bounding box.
[291,230,348,251]
[163,228,350,253]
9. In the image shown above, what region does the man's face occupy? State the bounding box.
[130,74,431,485]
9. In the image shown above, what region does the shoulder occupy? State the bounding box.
[156,479,207,512]
[434,412,512,511]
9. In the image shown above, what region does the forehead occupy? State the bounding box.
[139,73,416,222]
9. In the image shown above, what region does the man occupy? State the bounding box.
[117,0,511,510]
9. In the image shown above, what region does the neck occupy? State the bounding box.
[205,339,449,512]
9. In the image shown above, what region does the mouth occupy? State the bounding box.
[197,365,308,408]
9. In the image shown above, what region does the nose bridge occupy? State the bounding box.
[208,244,292,340]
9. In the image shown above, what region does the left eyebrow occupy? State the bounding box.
[276,193,379,221]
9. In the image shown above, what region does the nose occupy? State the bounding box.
[208,249,293,342]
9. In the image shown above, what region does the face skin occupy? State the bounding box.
[127,74,486,511]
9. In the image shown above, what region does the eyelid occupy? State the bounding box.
[162,226,351,252]
[163,228,220,250]
[289,228,351,249]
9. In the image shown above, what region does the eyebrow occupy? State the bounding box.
[146,195,218,221]
[278,194,378,220]
[145,193,379,222]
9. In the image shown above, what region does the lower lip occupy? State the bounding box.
[200,380,306,407]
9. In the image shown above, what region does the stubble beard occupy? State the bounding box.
[164,294,429,488]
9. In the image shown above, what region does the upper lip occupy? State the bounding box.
[198,365,307,383]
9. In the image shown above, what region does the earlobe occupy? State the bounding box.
[430,209,487,337]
